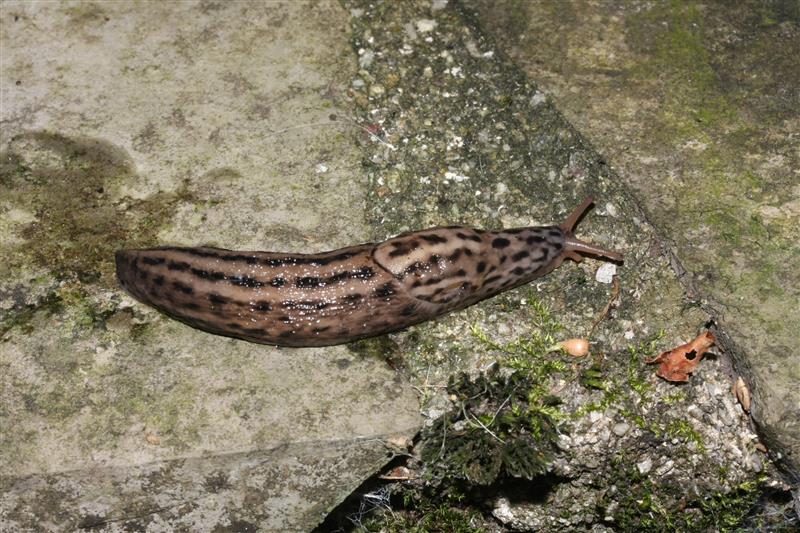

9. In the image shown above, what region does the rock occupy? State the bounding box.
[612,422,630,437]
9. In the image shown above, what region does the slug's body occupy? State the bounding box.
[115,197,622,347]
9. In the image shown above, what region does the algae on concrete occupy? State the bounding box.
[1,1,419,530]
[467,0,800,489]
[328,0,789,529]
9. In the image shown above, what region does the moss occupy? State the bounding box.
[601,459,765,532]
[420,367,561,492]
[0,292,63,337]
[0,132,195,288]
[360,493,485,533]
[348,335,405,370]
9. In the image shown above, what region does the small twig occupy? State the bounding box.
[488,391,514,426]
[463,404,504,443]
[590,275,621,335]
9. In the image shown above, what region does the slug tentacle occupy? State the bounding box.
[559,196,624,263]
[116,196,623,347]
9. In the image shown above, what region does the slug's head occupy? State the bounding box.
[559,197,624,264]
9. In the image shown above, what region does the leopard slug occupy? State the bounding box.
[115,197,623,347]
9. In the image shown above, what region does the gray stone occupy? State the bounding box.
[612,422,630,437]
[468,0,800,482]
[0,1,420,530]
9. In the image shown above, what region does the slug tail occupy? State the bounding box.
[560,197,624,263]
[115,249,147,301]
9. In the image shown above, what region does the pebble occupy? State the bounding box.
[612,422,630,436]
[656,459,675,476]
[637,458,653,474]
[595,263,617,284]
[415,19,437,33]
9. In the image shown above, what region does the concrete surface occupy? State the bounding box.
[333,1,787,529]
[468,0,800,484]
[0,1,419,530]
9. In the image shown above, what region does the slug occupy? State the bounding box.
[115,196,622,347]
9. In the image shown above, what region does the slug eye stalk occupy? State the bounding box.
[560,197,624,263]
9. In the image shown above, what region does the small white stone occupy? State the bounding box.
[596,263,617,284]
[656,460,674,476]
[637,458,653,474]
[605,202,618,217]
[612,422,630,436]
[415,19,437,33]
[530,92,547,106]
[314,163,328,174]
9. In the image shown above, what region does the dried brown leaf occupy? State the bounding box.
[646,331,716,382]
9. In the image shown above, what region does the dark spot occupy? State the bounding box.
[172,281,193,294]
[464,248,474,256]
[325,267,376,285]
[456,268,466,277]
[500,255,507,264]
[400,304,416,316]
[456,232,468,239]
[279,330,294,338]
[325,271,350,284]
[505,228,525,234]
[142,256,165,265]
[221,254,260,265]
[403,261,426,277]
[424,277,442,286]
[485,274,503,285]
[548,228,562,237]
[411,279,422,288]
[296,276,323,289]
[226,322,244,331]
[153,275,165,286]
[230,276,264,288]
[476,261,487,273]
[343,293,363,303]
[243,328,264,336]
[527,235,545,244]
[270,277,286,288]
[191,268,226,281]
[420,234,448,244]
[467,234,483,243]
[511,266,525,276]
[253,300,271,311]
[277,315,292,324]
[388,246,410,258]
[685,350,697,360]
[448,248,463,262]
[312,326,331,334]
[137,269,148,279]
[374,282,396,298]
[429,254,441,264]
[208,293,228,305]
[167,261,189,271]
[184,302,200,311]
[512,250,529,262]
[492,237,511,249]
[350,266,376,280]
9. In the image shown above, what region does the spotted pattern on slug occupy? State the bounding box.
[116,197,623,347]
